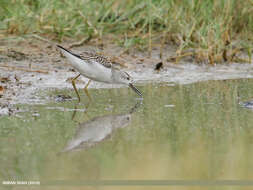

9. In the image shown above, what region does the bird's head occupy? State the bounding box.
[116,71,142,97]
[117,71,133,85]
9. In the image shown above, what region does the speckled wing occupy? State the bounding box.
[79,51,112,68]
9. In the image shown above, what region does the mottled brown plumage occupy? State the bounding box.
[79,51,112,68]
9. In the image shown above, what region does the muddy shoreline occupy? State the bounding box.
[1,39,253,115]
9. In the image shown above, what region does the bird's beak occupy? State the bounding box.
[129,83,142,97]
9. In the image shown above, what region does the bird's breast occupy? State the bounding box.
[68,55,112,83]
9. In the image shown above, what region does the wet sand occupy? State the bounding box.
[0,39,253,113]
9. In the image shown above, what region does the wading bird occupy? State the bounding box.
[57,45,142,102]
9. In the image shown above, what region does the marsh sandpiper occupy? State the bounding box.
[57,45,142,102]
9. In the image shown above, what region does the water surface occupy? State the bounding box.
[0,79,253,189]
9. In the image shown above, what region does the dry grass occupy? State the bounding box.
[0,0,252,63]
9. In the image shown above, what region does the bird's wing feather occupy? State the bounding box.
[79,52,112,68]
[57,45,112,68]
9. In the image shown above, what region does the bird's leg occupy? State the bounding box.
[71,102,90,122]
[83,79,92,102]
[71,74,81,102]
[71,104,78,121]
[80,80,92,119]
[84,79,91,90]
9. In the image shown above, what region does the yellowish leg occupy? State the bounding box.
[72,74,81,102]
[83,79,92,102]
[71,102,90,122]
[82,80,92,115]
[71,79,92,122]
[71,104,78,121]
[75,79,92,121]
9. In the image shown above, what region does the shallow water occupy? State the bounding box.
[0,79,253,189]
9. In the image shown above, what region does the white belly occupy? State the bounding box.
[79,59,112,83]
[62,50,113,83]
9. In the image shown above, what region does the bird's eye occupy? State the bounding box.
[127,77,130,80]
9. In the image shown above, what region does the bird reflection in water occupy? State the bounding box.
[61,101,141,152]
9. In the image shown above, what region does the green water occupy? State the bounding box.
[0,79,253,189]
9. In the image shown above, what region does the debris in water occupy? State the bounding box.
[155,62,163,71]
[240,100,253,109]
[55,94,73,102]
[32,112,40,117]
[0,104,16,116]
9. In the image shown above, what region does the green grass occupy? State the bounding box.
[0,0,252,63]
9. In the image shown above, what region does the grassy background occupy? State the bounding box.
[0,0,252,63]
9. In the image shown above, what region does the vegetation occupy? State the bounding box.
[0,0,252,63]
